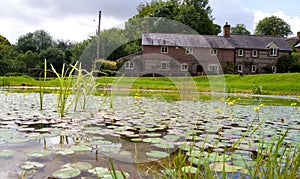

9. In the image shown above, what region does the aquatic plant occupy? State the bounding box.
[51,62,78,117]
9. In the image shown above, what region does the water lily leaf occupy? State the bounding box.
[70,145,91,152]
[88,167,109,175]
[146,151,169,158]
[91,140,112,146]
[56,149,75,155]
[143,138,165,143]
[0,149,14,157]
[209,162,244,172]
[27,150,52,157]
[20,161,45,170]
[52,168,81,179]
[181,166,198,174]
[153,143,175,149]
[63,162,92,171]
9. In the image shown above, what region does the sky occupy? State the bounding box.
[0,0,299,44]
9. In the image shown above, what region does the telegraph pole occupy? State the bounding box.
[96,11,101,59]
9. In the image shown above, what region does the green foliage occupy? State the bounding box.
[231,24,250,35]
[40,47,66,74]
[131,0,219,35]
[255,16,292,38]
[16,30,54,53]
[276,54,300,73]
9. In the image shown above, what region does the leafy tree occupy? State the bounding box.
[39,47,65,73]
[130,0,220,35]
[0,35,18,75]
[16,30,54,53]
[231,24,250,35]
[255,16,292,38]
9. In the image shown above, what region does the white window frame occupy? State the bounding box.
[238,49,243,56]
[272,66,277,73]
[125,61,134,69]
[251,65,256,73]
[252,50,258,57]
[181,63,188,71]
[186,47,193,54]
[161,46,168,54]
[237,64,243,73]
[210,49,217,55]
[270,48,278,56]
[161,62,168,70]
[207,64,219,73]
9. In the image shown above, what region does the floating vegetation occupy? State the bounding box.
[0,93,299,178]
[52,167,81,179]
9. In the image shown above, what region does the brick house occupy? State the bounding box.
[286,32,300,51]
[118,23,292,76]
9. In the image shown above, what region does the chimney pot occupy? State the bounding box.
[223,22,231,38]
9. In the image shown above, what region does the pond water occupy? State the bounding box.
[0,92,299,178]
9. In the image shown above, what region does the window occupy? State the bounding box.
[125,61,134,69]
[272,66,277,73]
[207,64,219,73]
[186,48,193,54]
[238,49,243,56]
[210,49,217,55]
[237,64,243,72]
[252,50,258,57]
[181,63,188,71]
[251,65,256,73]
[161,62,168,70]
[161,46,168,54]
[270,48,277,56]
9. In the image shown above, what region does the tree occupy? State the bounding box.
[231,24,250,35]
[130,0,220,35]
[16,30,54,53]
[39,47,66,73]
[255,16,292,38]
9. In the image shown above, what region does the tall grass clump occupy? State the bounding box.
[51,62,78,117]
[249,128,300,179]
[72,63,97,112]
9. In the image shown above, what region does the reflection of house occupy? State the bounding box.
[286,32,300,51]
[118,23,292,76]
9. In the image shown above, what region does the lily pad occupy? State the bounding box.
[146,151,169,158]
[20,161,45,170]
[209,162,244,172]
[143,138,165,143]
[63,162,93,170]
[52,168,81,179]
[27,150,52,157]
[0,149,14,157]
[69,145,92,152]
[56,149,75,155]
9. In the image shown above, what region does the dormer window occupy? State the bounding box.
[186,48,193,54]
[252,50,258,57]
[270,48,278,56]
[238,49,243,56]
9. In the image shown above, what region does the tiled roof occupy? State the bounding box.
[142,33,292,51]
[142,33,211,48]
[229,35,292,51]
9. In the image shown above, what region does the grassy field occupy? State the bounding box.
[1,73,300,104]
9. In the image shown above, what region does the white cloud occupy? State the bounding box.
[254,10,300,36]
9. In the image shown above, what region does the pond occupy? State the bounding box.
[0,92,299,178]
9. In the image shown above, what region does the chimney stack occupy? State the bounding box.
[142,21,147,34]
[223,22,231,38]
